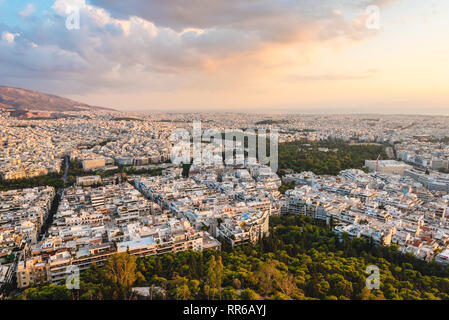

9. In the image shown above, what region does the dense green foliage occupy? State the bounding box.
[278,140,388,175]
[0,172,63,191]
[182,164,192,177]
[15,215,449,300]
[278,182,295,194]
[255,120,288,125]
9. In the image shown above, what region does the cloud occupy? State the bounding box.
[90,0,398,29]
[0,0,397,95]
[19,3,36,18]
[52,0,86,15]
[1,31,19,44]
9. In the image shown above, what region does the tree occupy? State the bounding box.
[232,278,242,290]
[216,256,224,296]
[104,253,137,299]
[240,288,260,300]
[175,284,191,300]
[222,287,240,300]
[188,280,201,298]
[206,256,217,299]
[277,273,301,298]
[254,261,283,296]
[206,255,223,299]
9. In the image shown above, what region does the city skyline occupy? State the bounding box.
[1,0,448,114]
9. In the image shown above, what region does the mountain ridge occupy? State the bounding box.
[0,86,116,113]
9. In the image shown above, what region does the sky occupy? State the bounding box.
[0,0,448,114]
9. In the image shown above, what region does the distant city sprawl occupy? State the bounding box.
[2,110,449,300]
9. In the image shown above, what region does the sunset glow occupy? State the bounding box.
[0,0,448,113]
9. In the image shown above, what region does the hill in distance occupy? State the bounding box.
[0,86,115,117]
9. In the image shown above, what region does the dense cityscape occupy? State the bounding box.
[1,108,449,300]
